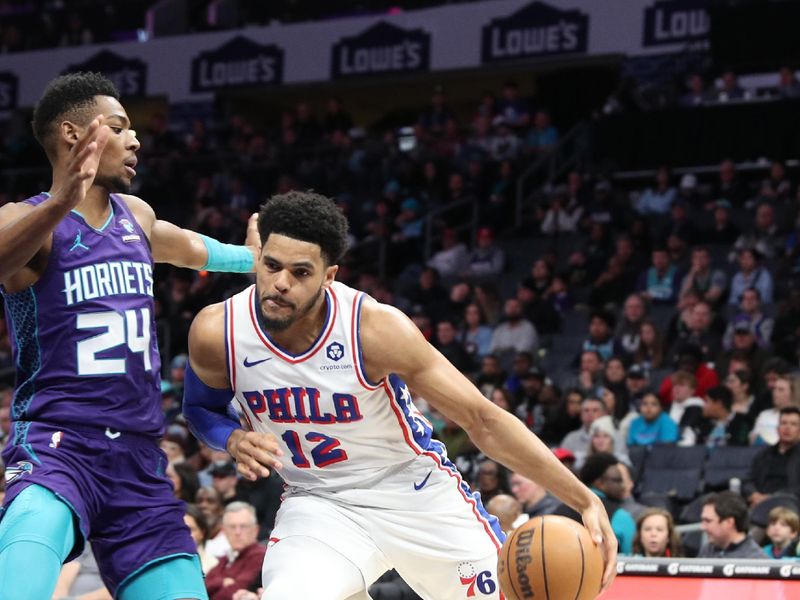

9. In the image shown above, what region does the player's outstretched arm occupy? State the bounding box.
[184,304,283,480]
[360,299,617,590]
[123,198,260,272]
[0,116,109,285]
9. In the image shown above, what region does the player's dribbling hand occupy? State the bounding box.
[227,429,283,480]
[580,496,618,594]
[52,116,110,210]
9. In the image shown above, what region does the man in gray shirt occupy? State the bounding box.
[698,491,766,558]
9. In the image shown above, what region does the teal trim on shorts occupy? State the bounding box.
[116,553,208,600]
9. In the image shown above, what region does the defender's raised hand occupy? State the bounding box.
[52,116,110,210]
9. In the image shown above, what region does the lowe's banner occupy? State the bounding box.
[64,50,147,97]
[0,0,710,107]
[481,1,589,63]
[643,0,710,47]
[190,36,284,92]
[331,21,430,79]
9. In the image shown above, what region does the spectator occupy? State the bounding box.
[517,280,562,337]
[632,508,683,557]
[526,110,559,154]
[540,388,583,446]
[474,354,507,397]
[460,303,493,363]
[635,166,676,215]
[668,371,707,446]
[625,364,652,411]
[729,247,774,305]
[667,301,722,365]
[700,385,753,448]
[560,396,608,469]
[637,247,683,304]
[752,376,800,446]
[725,369,758,419]
[698,492,766,558]
[577,310,625,364]
[715,69,751,102]
[706,199,741,244]
[588,415,630,467]
[513,366,546,429]
[185,503,219,574]
[489,387,517,414]
[486,494,526,534]
[634,320,665,370]
[196,486,230,559]
[509,472,560,518]
[488,298,539,358]
[711,160,748,209]
[566,350,606,396]
[541,184,583,235]
[463,227,505,281]
[617,462,647,520]
[495,80,532,129]
[205,502,266,600]
[435,319,472,373]
[659,343,719,404]
[777,66,800,99]
[474,459,509,504]
[731,203,784,260]
[627,392,679,447]
[680,246,728,307]
[745,406,800,505]
[604,356,631,414]
[680,73,710,107]
[576,453,637,554]
[763,507,800,559]
[615,293,647,355]
[716,322,769,380]
[427,228,468,281]
[722,288,774,349]
[167,461,200,504]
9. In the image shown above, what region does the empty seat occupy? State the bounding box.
[703,446,762,491]
[637,446,706,501]
[750,494,800,528]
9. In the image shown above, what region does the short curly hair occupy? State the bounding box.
[32,72,119,156]
[258,191,349,265]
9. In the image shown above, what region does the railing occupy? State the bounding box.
[514,121,592,228]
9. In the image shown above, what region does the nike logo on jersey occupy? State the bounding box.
[414,470,433,491]
[243,356,272,367]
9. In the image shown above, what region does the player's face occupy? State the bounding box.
[256,234,337,332]
[640,514,669,557]
[87,95,140,193]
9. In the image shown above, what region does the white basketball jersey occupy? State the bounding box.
[224,281,437,491]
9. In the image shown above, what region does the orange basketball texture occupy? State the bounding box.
[497,515,603,600]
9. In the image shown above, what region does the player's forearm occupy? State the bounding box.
[467,408,595,511]
[0,201,68,281]
[182,363,242,451]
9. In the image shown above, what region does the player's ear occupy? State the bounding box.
[60,120,81,146]
[323,264,338,287]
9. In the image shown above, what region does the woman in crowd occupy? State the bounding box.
[184,503,219,574]
[632,508,683,557]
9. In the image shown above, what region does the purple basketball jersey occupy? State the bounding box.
[1,193,163,437]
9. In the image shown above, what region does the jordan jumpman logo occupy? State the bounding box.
[69,230,90,252]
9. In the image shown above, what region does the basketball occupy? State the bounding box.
[498,515,603,600]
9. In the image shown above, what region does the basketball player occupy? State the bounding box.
[0,73,258,599]
[184,191,618,599]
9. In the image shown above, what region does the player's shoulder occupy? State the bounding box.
[188,302,227,368]
[359,296,422,349]
[116,194,155,224]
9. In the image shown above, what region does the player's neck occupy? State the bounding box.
[50,173,112,228]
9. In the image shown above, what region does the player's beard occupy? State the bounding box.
[95,172,131,194]
[261,285,324,332]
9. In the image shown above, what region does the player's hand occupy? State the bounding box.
[51,116,110,210]
[226,429,283,480]
[245,212,261,270]
[580,496,618,594]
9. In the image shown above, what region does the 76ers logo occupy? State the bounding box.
[326,341,344,361]
[457,562,497,597]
